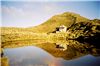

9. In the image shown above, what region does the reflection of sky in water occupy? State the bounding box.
[4,46,100,66]
[59,55,100,66]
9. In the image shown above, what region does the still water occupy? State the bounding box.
[4,46,100,66]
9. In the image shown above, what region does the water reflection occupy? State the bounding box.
[2,40,100,66]
[4,46,100,66]
[4,46,54,66]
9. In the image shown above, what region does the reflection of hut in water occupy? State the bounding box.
[55,43,67,51]
[39,42,90,60]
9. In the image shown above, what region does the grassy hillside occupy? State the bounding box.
[1,27,68,42]
[27,12,89,33]
[1,12,100,44]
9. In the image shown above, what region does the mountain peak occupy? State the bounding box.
[51,12,89,23]
[28,12,90,33]
[62,12,80,16]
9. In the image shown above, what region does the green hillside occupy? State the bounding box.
[27,12,89,33]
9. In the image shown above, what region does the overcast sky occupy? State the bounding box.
[1,1,100,27]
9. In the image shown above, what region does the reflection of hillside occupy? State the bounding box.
[39,43,87,60]
[39,40,100,60]
[2,40,100,60]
